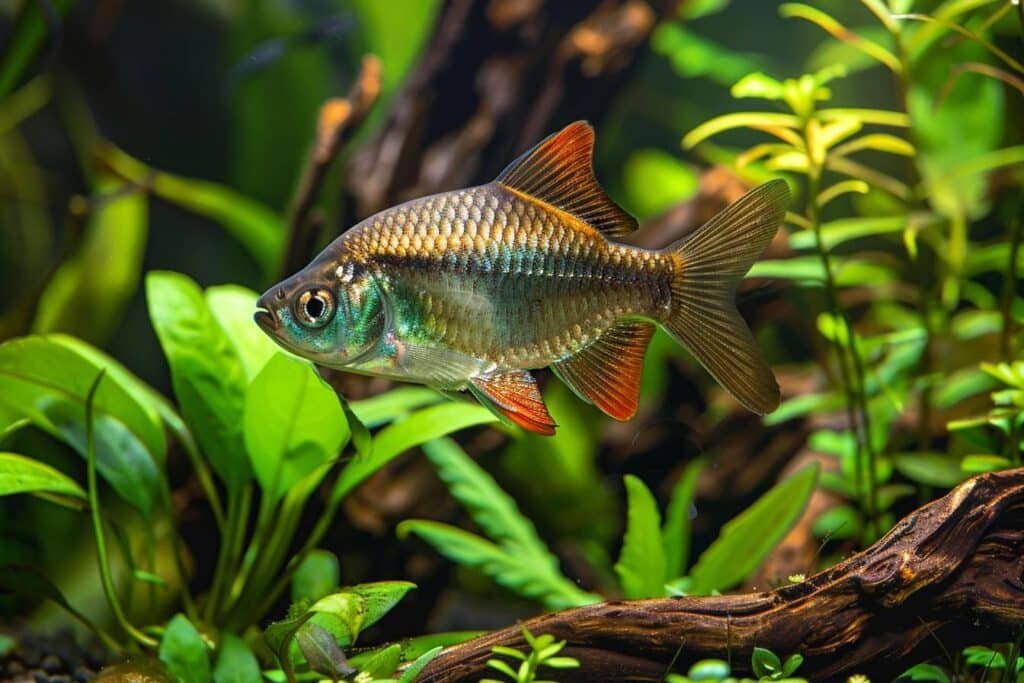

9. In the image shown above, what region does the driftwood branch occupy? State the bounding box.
[419,468,1024,682]
[281,54,382,276]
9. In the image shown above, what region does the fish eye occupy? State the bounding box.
[295,288,335,328]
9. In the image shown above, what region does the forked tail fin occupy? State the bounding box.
[662,180,790,415]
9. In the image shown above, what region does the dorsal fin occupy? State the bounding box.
[495,121,638,239]
[551,320,655,421]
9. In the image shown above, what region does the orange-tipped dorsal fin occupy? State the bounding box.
[469,370,557,436]
[495,121,638,239]
[552,320,655,421]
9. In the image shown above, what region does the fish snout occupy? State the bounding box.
[254,287,287,332]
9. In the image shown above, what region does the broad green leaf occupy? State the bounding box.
[892,452,966,488]
[348,387,444,428]
[307,582,416,647]
[33,175,148,344]
[347,632,482,670]
[751,647,782,679]
[688,659,731,681]
[0,336,164,515]
[688,464,819,594]
[961,454,1012,474]
[0,452,86,503]
[102,146,281,276]
[331,401,497,504]
[731,72,784,99]
[264,608,315,678]
[749,256,897,287]
[159,614,211,683]
[360,643,401,678]
[764,391,845,425]
[213,634,261,683]
[398,520,598,610]
[662,458,703,578]
[296,623,355,679]
[291,549,340,603]
[422,438,557,569]
[244,353,348,503]
[0,0,75,98]
[899,662,952,683]
[398,646,444,683]
[206,285,279,381]
[622,149,699,219]
[147,272,250,494]
[615,475,666,598]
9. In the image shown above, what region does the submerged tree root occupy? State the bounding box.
[418,468,1024,682]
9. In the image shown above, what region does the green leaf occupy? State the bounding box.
[811,505,862,540]
[398,520,598,610]
[213,634,261,683]
[360,643,401,678]
[898,662,952,683]
[780,3,901,72]
[264,608,315,679]
[730,71,785,99]
[662,458,703,579]
[961,454,1012,474]
[788,216,907,250]
[347,632,482,670]
[307,582,416,647]
[892,453,966,488]
[101,146,282,277]
[751,647,782,678]
[651,23,760,87]
[244,353,348,503]
[398,646,444,683]
[615,475,666,598]
[0,336,165,516]
[147,271,250,494]
[683,112,801,148]
[0,451,86,503]
[688,464,819,594]
[33,175,148,345]
[206,285,279,381]
[622,149,699,219]
[781,653,804,676]
[0,0,75,99]
[159,614,211,683]
[296,622,355,679]
[688,659,731,681]
[422,438,557,569]
[292,549,340,604]
[331,401,497,504]
[347,387,444,428]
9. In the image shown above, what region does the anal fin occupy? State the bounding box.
[552,320,655,421]
[469,370,556,436]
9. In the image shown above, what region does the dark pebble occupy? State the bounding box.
[41,654,63,673]
[73,667,94,683]
[34,673,50,683]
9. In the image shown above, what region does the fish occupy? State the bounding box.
[254,121,789,435]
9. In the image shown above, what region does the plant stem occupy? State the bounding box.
[205,483,251,622]
[85,371,158,648]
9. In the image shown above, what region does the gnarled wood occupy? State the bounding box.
[418,468,1024,682]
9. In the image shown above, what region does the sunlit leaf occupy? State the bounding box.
[0,452,86,504]
[206,285,279,381]
[730,72,784,100]
[213,634,261,683]
[892,452,966,488]
[244,353,348,503]
[347,387,444,428]
[331,401,497,504]
[0,336,165,515]
[817,179,869,207]
[662,458,703,579]
[159,614,211,683]
[615,475,666,598]
[818,108,910,127]
[683,112,801,148]
[147,272,250,494]
[789,216,907,250]
[688,463,819,594]
[780,3,901,72]
[652,23,761,87]
[292,549,340,604]
[831,133,915,158]
[622,149,699,219]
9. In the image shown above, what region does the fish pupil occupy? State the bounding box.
[306,295,325,319]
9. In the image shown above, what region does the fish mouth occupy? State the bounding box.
[253,307,279,333]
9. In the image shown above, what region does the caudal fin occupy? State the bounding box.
[662,180,789,415]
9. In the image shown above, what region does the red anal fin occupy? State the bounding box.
[469,370,557,436]
[552,320,655,421]
[494,121,638,239]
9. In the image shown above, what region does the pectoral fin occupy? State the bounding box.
[552,320,655,420]
[469,370,556,436]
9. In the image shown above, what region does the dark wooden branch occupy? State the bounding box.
[281,55,382,276]
[418,468,1024,682]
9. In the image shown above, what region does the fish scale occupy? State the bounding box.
[257,121,788,435]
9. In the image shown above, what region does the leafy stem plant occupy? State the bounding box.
[0,270,498,678]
